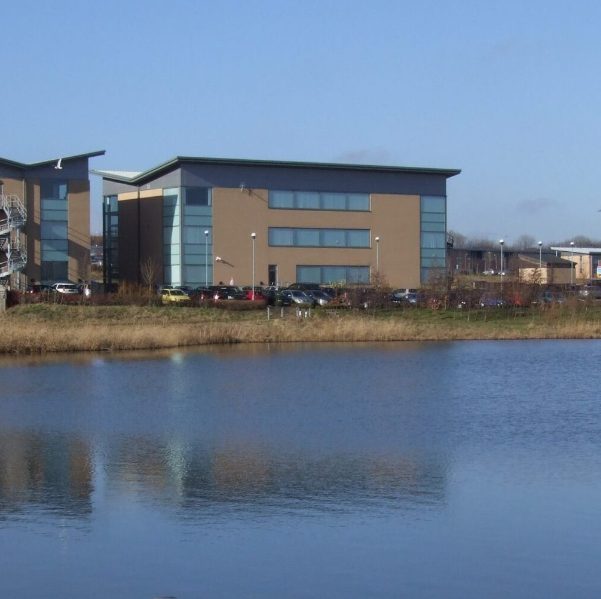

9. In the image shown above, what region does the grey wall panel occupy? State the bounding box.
[24,157,91,180]
[102,170,181,196]
[180,164,448,196]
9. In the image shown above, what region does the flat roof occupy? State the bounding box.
[92,155,461,185]
[0,150,105,170]
[550,246,601,255]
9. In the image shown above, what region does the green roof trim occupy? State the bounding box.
[92,155,461,185]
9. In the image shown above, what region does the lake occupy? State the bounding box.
[1,341,600,598]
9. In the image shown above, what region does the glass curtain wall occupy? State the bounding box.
[163,188,181,286]
[182,187,212,287]
[102,195,119,288]
[40,180,68,283]
[420,196,447,283]
[163,187,212,287]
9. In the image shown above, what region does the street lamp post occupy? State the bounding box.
[538,241,543,270]
[251,232,256,300]
[499,239,504,278]
[570,240,575,286]
[204,230,209,287]
[375,236,380,277]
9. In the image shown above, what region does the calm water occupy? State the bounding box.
[1,341,600,598]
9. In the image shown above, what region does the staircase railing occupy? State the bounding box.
[0,193,27,279]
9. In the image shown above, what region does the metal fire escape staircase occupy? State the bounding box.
[0,194,28,279]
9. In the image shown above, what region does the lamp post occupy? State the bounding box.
[204,230,209,287]
[375,236,380,276]
[538,241,542,270]
[251,232,256,300]
[570,240,575,286]
[499,239,504,278]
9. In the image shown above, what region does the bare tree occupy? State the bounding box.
[140,257,158,300]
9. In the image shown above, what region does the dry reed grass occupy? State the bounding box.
[2,303,601,354]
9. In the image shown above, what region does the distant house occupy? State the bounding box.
[516,253,573,284]
[550,247,601,282]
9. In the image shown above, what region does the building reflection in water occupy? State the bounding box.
[0,432,93,519]
[105,437,448,520]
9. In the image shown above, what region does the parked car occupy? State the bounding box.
[26,284,53,294]
[280,289,313,305]
[305,289,331,306]
[243,286,266,301]
[161,288,191,304]
[579,286,601,300]
[391,288,418,303]
[479,293,504,308]
[52,282,80,294]
[210,286,246,300]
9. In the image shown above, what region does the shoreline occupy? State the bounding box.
[2,303,601,354]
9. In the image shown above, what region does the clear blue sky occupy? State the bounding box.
[4,0,601,240]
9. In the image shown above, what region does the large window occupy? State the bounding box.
[296,265,370,284]
[40,180,68,282]
[269,190,370,211]
[420,195,446,283]
[269,228,370,248]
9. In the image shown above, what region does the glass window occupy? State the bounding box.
[296,192,320,209]
[322,193,346,210]
[421,196,446,212]
[421,222,446,232]
[184,187,210,206]
[296,265,370,284]
[269,228,370,248]
[322,229,346,246]
[295,229,320,246]
[269,228,294,246]
[297,266,321,283]
[268,190,369,211]
[41,222,67,239]
[347,230,370,247]
[41,209,68,221]
[270,191,294,208]
[183,226,204,244]
[347,194,370,211]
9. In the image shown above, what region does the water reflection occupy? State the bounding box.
[0,432,92,519]
[0,430,447,522]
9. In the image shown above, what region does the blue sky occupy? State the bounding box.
[4,0,601,240]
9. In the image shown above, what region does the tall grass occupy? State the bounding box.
[2,303,601,353]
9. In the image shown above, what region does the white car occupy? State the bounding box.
[52,282,80,294]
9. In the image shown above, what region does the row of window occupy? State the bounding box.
[296,265,370,285]
[269,190,370,212]
[268,228,370,248]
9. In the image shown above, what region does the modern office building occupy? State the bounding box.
[96,156,460,289]
[0,151,104,288]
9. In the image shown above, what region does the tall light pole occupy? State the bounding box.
[375,236,380,277]
[570,240,575,286]
[251,232,256,300]
[499,239,504,278]
[538,241,543,270]
[204,230,210,287]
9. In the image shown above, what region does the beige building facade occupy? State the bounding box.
[97,157,460,290]
[0,151,104,288]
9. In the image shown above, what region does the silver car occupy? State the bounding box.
[52,282,80,294]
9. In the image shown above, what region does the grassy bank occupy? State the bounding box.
[1,302,601,354]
